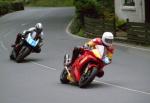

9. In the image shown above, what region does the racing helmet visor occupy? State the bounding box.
[105,38,113,44]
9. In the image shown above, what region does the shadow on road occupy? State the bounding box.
[58,82,110,89]
[8,58,42,63]
[19,58,44,63]
[85,82,111,89]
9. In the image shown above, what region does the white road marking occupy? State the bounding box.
[94,80,150,95]
[21,23,27,26]
[31,62,57,70]
[66,19,86,39]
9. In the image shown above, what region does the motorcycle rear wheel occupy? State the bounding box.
[79,67,98,88]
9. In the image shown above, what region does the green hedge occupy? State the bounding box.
[74,0,102,18]
[0,0,24,16]
[27,0,73,7]
[72,0,115,35]
[0,1,11,15]
[11,1,24,11]
[70,16,81,34]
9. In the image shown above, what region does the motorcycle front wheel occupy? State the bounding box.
[79,67,98,88]
[16,46,31,63]
[10,48,16,60]
[60,68,69,84]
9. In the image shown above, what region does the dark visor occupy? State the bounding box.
[105,38,113,43]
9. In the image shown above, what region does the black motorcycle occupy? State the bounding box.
[10,32,40,63]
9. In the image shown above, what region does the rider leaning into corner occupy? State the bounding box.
[67,32,114,67]
[12,23,44,53]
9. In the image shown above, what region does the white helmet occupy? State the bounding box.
[102,32,114,46]
[35,23,43,32]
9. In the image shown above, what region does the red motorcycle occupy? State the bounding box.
[60,45,110,88]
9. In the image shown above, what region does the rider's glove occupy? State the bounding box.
[102,56,110,64]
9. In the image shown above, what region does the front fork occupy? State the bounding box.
[84,64,97,74]
[64,54,75,82]
[65,66,75,83]
[64,54,70,66]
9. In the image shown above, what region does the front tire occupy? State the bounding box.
[60,69,69,84]
[79,67,98,88]
[16,46,31,63]
[10,48,16,60]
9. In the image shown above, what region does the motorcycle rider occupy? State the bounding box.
[67,32,114,67]
[12,23,44,53]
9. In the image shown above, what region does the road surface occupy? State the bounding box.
[0,7,150,103]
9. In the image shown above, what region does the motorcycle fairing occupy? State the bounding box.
[26,33,39,47]
[71,52,99,82]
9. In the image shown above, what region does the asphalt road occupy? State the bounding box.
[0,7,150,103]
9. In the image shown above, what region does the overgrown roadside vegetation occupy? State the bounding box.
[0,0,74,16]
[26,0,74,7]
[70,0,115,37]
[70,0,150,46]
[70,0,128,41]
[0,0,24,16]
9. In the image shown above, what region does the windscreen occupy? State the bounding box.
[95,45,105,59]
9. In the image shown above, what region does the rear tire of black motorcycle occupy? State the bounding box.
[16,46,31,63]
[60,69,69,84]
[79,67,98,88]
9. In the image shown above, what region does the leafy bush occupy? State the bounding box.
[27,0,73,7]
[74,0,102,18]
[0,1,12,15]
[74,0,114,18]
[0,0,24,16]
[72,0,115,35]
[70,16,81,34]
[116,17,127,31]
[11,1,24,11]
